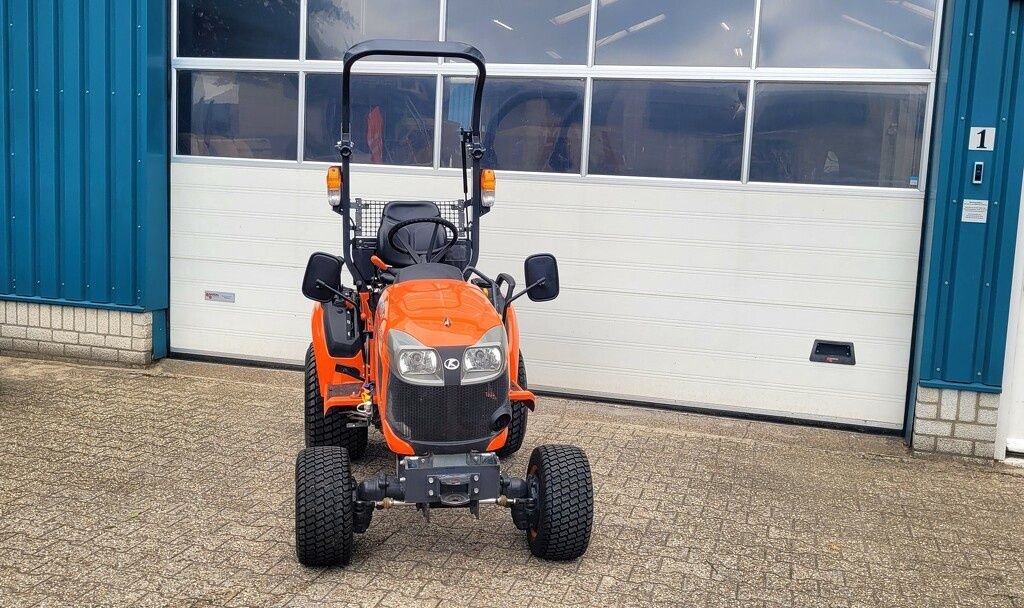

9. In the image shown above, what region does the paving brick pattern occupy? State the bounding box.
[2,356,1024,607]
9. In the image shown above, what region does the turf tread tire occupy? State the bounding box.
[527,444,594,561]
[304,344,368,459]
[496,352,529,458]
[294,446,355,567]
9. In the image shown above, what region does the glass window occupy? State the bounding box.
[177,0,300,59]
[758,0,937,69]
[176,71,299,160]
[589,81,747,180]
[446,0,588,64]
[749,83,928,188]
[442,78,584,174]
[306,0,439,61]
[595,0,755,67]
[304,74,436,166]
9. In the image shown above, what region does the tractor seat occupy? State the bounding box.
[376,201,454,268]
[392,262,465,283]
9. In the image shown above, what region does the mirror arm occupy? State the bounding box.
[501,279,545,323]
[316,279,359,308]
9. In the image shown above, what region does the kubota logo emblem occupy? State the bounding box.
[444,358,461,371]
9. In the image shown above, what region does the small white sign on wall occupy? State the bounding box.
[962,199,989,224]
[969,127,997,151]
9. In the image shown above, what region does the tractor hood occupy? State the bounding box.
[378,278,502,348]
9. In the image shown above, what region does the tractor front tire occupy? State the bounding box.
[295,446,355,567]
[496,352,529,458]
[304,344,368,459]
[525,444,594,561]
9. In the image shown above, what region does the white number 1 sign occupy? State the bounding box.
[969,127,997,151]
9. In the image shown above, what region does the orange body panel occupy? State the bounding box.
[374,279,503,455]
[485,428,509,451]
[310,276,538,456]
[377,279,501,347]
[502,304,536,409]
[310,303,365,410]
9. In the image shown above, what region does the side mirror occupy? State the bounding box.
[524,254,560,302]
[302,252,344,302]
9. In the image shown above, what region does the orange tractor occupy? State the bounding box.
[295,40,594,566]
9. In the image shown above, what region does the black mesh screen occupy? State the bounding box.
[386,373,508,443]
[353,198,469,238]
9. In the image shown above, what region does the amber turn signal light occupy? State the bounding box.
[327,166,342,207]
[480,169,496,208]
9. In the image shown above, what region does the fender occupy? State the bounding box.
[504,304,537,411]
[310,303,365,410]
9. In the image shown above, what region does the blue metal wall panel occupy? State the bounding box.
[917,0,1024,392]
[0,0,168,312]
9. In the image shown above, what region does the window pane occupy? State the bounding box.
[595,0,755,67]
[589,81,746,180]
[304,74,436,166]
[758,0,937,68]
[176,71,299,160]
[749,84,928,188]
[177,0,300,59]
[446,0,588,64]
[306,0,440,61]
[442,78,584,174]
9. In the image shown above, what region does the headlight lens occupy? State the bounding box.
[388,330,443,386]
[399,349,439,376]
[462,326,507,385]
[464,346,502,373]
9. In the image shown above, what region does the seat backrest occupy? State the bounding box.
[376,201,451,267]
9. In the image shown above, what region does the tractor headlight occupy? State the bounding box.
[462,326,507,385]
[465,347,501,372]
[388,330,443,386]
[399,349,439,376]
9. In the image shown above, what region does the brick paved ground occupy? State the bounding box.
[2,356,1024,607]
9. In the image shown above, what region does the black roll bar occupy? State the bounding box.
[335,39,488,281]
[340,40,486,140]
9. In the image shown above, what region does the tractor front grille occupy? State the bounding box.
[386,372,508,444]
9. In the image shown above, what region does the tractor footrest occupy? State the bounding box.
[326,382,363,409]
[509,384,535,409]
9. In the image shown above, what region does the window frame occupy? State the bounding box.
[170,0,944,192]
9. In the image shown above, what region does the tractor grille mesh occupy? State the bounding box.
[352,198,469,238]
[386,373,508,444]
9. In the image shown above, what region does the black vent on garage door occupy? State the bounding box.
[810,340,856,366]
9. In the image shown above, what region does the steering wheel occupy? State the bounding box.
[387,217,459,264]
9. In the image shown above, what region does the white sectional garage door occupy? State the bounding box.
[171,163,922,428]
[170,0,943,429]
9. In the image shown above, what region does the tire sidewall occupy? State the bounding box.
[526,457,549,556]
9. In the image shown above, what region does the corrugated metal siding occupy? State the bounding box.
[0,0,167,311]
[917,0,1024,392]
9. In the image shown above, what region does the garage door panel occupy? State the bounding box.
[485,255,914,314]
[499,177,923,219]
[172,320,309,362]
[528,358,904,427]
[512,289,911,340]
[485,213,918,257]
[517,326,905,389]
[171,258,308,304]
[514,312,910,372]
[171,163,921,427]
[482,235,918,285]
